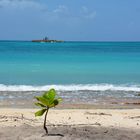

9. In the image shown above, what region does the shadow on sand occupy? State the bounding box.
[0,124,140,140]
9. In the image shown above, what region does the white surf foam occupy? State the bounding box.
[0,84,140,92]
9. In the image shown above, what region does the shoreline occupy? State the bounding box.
[1,100,140,109]
[0,108,140,139]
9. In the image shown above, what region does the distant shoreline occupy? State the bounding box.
[0,40,140,42]
[32,39,64,43]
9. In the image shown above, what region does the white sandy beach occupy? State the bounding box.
[0,108,140,140]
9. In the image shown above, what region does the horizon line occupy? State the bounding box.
[0,40,140,42]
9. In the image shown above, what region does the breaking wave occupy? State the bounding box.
[0,84,140,92]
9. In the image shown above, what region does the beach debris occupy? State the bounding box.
[124,102,140,105]
[85,112,112,116]
[34,88,63,136]
[0,119,8,122]
[94,122,101,126]
[21,114,24,120]
[0,115,35,123]
[111,102,118,104]
[84,128,88,131]
[104,130,109,133]
[129,116,140,119]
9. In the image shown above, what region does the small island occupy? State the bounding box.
[32,37,64,43]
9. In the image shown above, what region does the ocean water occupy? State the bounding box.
[0,41,140,105]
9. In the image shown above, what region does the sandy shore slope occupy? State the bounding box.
[0,109,140,140]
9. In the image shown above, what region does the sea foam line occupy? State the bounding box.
[0,84,140,92]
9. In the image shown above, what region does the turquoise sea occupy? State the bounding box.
[0,41,140,106]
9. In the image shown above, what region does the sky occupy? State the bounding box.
[0,0,140,41]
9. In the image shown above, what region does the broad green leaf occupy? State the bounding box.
[43,89,56,103]
[35,109,46,117]
[35,96,49,106]
[43,92,48,99]
[35,102,46,108]
[34,89,62,110]
[49,99,59,108]
[53,99,59,106]
[48,103,55,108]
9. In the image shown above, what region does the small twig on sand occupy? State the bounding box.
[129,116,140,119]
[85,112,112,116]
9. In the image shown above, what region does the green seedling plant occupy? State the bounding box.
[35,88,62,135]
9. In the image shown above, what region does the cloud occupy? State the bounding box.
[53,5,68,14]
[81,6,88,13]
[0,1,96,29]
[81,6,97,19]
[40,5,70,22]
[46,5,96,21]
[0,0,43,9]
[0,1,96,20]
[85,11,97,19]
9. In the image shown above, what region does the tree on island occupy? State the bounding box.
[44,36,49,41]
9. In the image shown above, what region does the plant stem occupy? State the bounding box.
[44,107,49,135]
